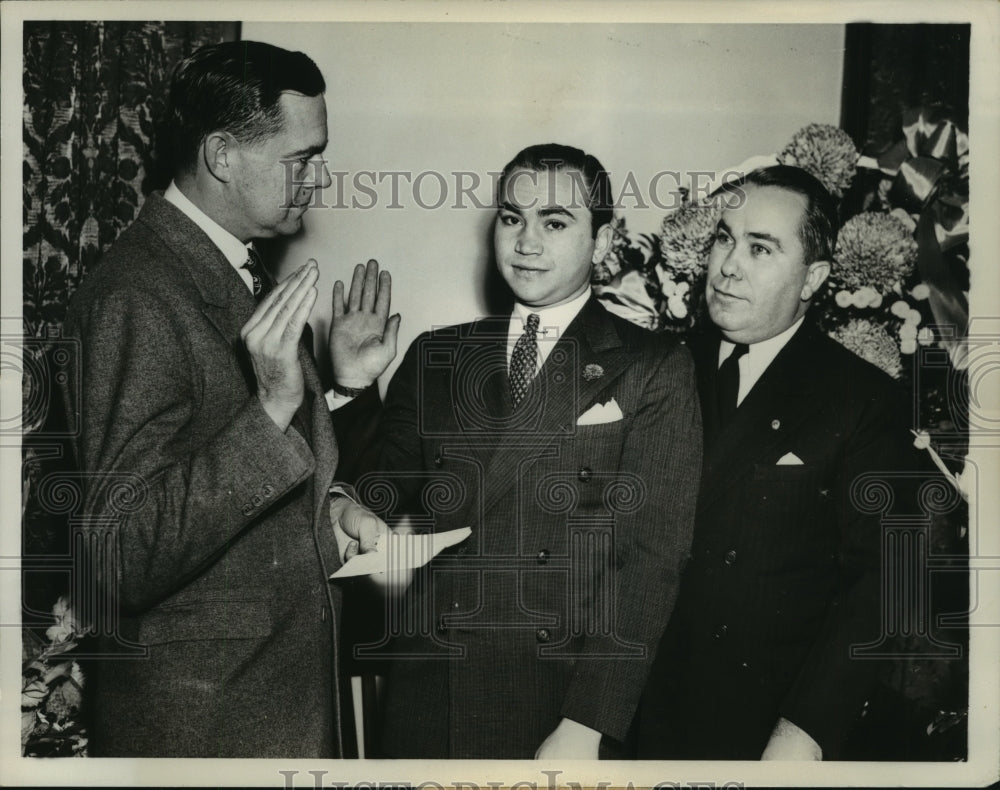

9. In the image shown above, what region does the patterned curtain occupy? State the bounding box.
[21,22,236,754]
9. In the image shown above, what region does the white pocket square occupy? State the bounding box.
[776,452,804,466]
[577,398,623,426]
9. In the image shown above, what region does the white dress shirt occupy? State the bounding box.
[506,287,591,377]
[718,316,805,406]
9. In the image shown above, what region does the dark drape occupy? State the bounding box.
[839,23,970,762]
[21,19,238,642]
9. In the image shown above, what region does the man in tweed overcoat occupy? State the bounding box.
[61,41,397,757]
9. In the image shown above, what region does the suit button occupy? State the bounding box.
[262,485,275,499]
[771,419,781,430]
[724,550,737,565]
[713,624,728,639]
[242,504,254,516]
[433,454,444,468]
[577,467,592,482]
[537,549,550,565]
[536,628,551,643]
[251,494,263,507]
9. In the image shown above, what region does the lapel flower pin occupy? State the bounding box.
[582,363,604,381]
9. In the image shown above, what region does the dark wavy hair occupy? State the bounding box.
[496,143,613,237]
[164,40,325,175]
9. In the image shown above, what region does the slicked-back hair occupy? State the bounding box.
[496,143,613,237]
[718,165,839,265]
[164,40,325,175]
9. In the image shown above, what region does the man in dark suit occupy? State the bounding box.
[61,41,397,757]
[343,144,702,759]
[637,165,917,760]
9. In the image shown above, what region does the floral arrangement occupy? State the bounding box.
[22,597,88,756]
[595,115,969,391]
[593,195,719,332]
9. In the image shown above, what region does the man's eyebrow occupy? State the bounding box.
[498,201,523,214]
[285,142,328,158]
[747,231,784,251]
[538,206,576,220]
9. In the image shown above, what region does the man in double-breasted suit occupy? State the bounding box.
[344,144,702,759]
[61,42,397,757]
[637,165,917,760]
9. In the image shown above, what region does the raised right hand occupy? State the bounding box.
[240,261,318,431]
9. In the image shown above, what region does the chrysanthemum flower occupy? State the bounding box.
[830,319,903,379]
[778,123,859,198]
[833,212,918,294]
[659,200,720,280]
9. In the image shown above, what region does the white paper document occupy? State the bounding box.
[329,527,472,579]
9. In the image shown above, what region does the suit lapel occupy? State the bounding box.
[139,192,333,520]
[477,297,639,516]
[698,321,823,509]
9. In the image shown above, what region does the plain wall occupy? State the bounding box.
[243,22,845,385]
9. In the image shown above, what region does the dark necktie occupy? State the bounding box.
[510,313,540,407]
[242,247,272,301]
[716,342,749,427]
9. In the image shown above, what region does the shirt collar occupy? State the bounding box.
[511,287,591,338]
[164,181,253,269]
[719,315,806,371]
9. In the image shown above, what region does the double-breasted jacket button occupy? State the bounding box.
[251,493,263,507]
[535,628,551,643]
[537,549,550,565]
[577,467,593,482]
[771,419,781,430]
[724,549,737,565]
[262,484,275,498]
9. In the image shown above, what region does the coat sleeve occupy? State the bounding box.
[559,339,703,741]
[777,375,919,758]
[65,285,316,613]
[330,385,383,484]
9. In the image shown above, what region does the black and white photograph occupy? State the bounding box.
[2,0,998,787]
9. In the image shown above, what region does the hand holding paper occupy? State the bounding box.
[330,526,472,580]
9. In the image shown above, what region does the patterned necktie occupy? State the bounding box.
[510,313,540,407]
[716,342,749,426]
[242,247,272,301]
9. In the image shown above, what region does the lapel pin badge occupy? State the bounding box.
[771,419,781,430]
[583,364,604,381]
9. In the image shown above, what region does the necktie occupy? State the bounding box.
[716,342,749,426]
[242,247,272,301]
[510,313,540,407]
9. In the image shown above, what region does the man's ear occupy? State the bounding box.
[591,222,614,264]
[202,131,233,183]
[801,259,831,301]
